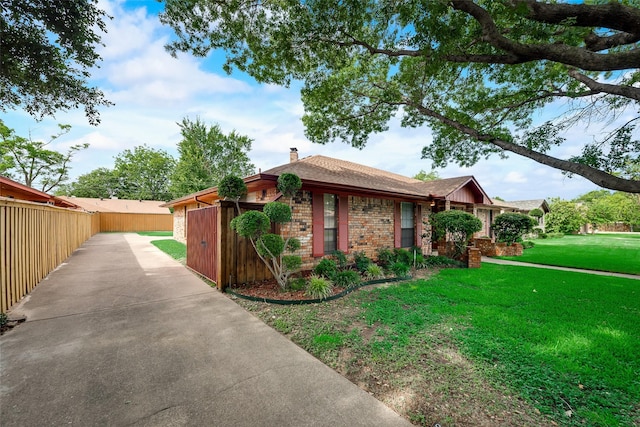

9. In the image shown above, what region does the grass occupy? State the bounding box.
[137,231,173,237]
[150,239,186,263]
[236,264,640,426]
[499,233,640,275]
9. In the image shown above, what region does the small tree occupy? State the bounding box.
[225,173,303,289]
[429,210,482,259]
[492,213,536,246]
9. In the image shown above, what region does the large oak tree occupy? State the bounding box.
[0,0,111,124]
[161,0,640,193]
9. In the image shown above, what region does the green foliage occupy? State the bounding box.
[393,248,413,265]
[305,275,333,299]
[492,213,536,245]
[353,251,372,272]
[430,210,482,258]
[56,167,119,198]
[546,199,585,234]
[277,173,302,197]
[313,258,338,279]
[413,169,440,181]
[0,120,88,192]
[170,117,255,198]
[1,0,111,124]
[263,201,292,223]
[390,262,411,278]
[286,238,301,252]
[0,312,7,327]
[113,144,175,201]
[161,0,640,193]
[375,247,395,268]
[545,232,565,239]
[232,211,270,238]
[282,255,302,271]
[218,175,247,201]
[528,208,544,219]
[333,270,361,289]
[331,250,348,269]
[521,240,535,249]
[256,233,285,258]
[364,263,385,280]
[422,255,464,268]
[288,277,306,291]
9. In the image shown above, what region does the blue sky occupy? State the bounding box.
[0,0,609,201]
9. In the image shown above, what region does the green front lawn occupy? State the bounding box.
[239,264,640,426]
[151,239,186,263]
[499,234,640,275]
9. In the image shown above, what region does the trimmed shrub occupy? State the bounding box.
[522,240,535,249]
[233,210,270,238]
[288,277,306,291]
[286,237,301,251]
[334,270,361,288]
[256,233,285,258]
[263,201,292,223]
[376,247,395,268]
[282,255,302,271]
[430,210,482,259]
[353,251,372,272]
[306,275,333,299]
[423,255,463,268]
[332,250,348,269]
[493,212,536,245]
[277,173,302,197]
[391,262,411,278]
[314,258,338,278]
[218,175,247,200]
[393,248,412,265]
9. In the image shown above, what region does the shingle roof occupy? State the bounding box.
[57,197,171,214]
[502,199,549,212]
[262,155,432,198]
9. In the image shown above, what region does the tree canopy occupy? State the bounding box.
[170,117,255,198]
[0,0,112,124]
[0,119,88,192]
[161,0,640,193]
[113,145,176,201]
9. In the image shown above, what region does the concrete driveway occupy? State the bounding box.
[0,233,410,427]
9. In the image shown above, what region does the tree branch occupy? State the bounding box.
[403,98,640,193]
[450,0,640,71]
[567,69,640,102]
[511,0,640,36]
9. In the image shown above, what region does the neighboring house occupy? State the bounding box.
[57,196,170,214]
[163,149,498,274]
[57,196,172,232]
[499,199,550,232]
[0,175,78,208]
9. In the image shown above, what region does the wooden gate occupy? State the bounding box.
[186,201,274,290]
[187,206,218,282]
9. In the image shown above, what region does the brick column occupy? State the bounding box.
[467,247,482,268]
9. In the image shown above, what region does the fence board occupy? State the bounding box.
[98,213,172,232]
[0,199,97,313]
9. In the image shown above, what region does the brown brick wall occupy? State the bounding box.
[348,196,395,259]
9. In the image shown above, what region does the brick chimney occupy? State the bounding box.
[289,147,298,163]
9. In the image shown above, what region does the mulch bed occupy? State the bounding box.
[228,279,347,301]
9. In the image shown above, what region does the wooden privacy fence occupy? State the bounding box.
[0,199,97,313]
[98,212,172,232]
[187,201,273,290]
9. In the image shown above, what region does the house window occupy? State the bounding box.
[401,202,415,248]
[324,193,337,254]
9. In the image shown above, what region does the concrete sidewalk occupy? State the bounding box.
[482,256,640,280]
[0,233,411,427]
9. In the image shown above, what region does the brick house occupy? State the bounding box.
[162,150,498,285]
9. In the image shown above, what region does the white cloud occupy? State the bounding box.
[504,171,528,184]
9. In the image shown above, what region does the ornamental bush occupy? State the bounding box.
[306,275,333,299]
[263,201,292,223]
[314,258,338,279]
[429,210,482,258]
[218,175,247,200]
[256,233,285,258]
[493,213,536,245]
[232,210,270,237]
[333,270,361,288]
